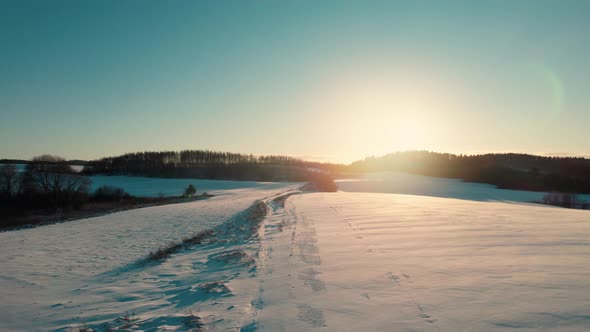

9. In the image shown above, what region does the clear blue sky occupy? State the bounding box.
[1,0,589,163]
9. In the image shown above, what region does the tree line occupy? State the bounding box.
[6,150,588,207]
[0,155,216,229]
[83,150,343,182]
[82,149,590,193]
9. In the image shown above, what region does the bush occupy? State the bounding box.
[306,172,338,192]
[542,192,586,209]
[184,184,197,197]
[93,186,131,202]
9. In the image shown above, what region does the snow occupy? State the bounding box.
[0,183,299,331]
[89,175,293,197]
[337,171,590,204]
[13,164,291,197]
[2,187,590,331]
[254,192,590,331]
[13,164,84,173]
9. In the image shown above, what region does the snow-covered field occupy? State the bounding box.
[2,185,590,331]
[0,183,299,331]
[254,193,590,331]
[337,171,590,204]
[89,175,291,197]
[14,164,292,197]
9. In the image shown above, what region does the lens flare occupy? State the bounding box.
[529,62,565,114]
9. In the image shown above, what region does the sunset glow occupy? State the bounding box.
[2,1,590,162]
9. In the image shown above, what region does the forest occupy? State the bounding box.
[82,150,344,182]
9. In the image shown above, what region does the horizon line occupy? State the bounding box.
[2,149,590,165]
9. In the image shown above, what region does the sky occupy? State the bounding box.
[1,0,589,163]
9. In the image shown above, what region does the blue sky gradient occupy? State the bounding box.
[1,1,589,162]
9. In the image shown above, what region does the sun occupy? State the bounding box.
[306,63,456,159]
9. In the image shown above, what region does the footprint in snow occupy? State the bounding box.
[297,304,327,328]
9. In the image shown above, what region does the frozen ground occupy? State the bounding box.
[0,183,299,331]
[2,189,590,331]
[337,171,590,204]
[254,192,590,331]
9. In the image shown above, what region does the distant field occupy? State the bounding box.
[337,171,590,204]
[14,164,297,197]
[90,175,296,197]
[14,163,590,204]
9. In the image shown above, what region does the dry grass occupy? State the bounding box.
[183,310,205,331]
[199,281,231,294]
[146,200,267,263]
[211,249,254,265]
[147,229,216,261]
[182,229,215,245]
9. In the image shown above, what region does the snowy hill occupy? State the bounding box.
[255,193,590,331]
[2,189,590,331]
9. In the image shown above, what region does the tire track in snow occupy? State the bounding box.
[291,196,328,328]
[250,190,331,330]
[246,191,303,330]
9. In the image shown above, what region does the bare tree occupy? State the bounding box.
[22,155,91,206]
[0,164,19,197]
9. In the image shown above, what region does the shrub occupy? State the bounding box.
[93,186,131,202]
[184,184,197,197]
[148,229,215,261]
[183,310,204,331]
[306,171,338,192]
[542,192,584,208]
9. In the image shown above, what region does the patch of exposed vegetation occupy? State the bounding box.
[183,310,205,332]
[113,311,139,330]
[535,192,589,209]
[198,281,231,295]
[272,192,297,208]
[182,229,216,245]
[143,199,269,267]
[248,201,268,233]
[209,249,254,265]
[148,229,216,261]
[67,322,93,332]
